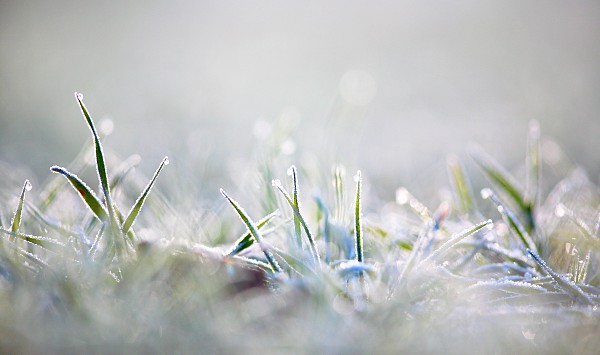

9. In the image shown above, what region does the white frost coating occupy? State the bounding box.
[354,170,361,183]
[163,156,170,166]
[74,92,83,100]
[24,179,32,192]
[396,187,410,205]
[271,179,282,188]
[287,165,296,176]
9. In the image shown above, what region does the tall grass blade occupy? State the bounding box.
[471,146,534,231]
[525,121,541,209]
[50,166,108,221]
[527,249,594,306]
[481,188,538,254]
[10,180,31,238]
[288,165,303,248]
[74,93,121,237]
[272,179,321,267]
[122,156,169,235]
[220,189,282,273]
[354,171,364,262]
[226,209,279,256]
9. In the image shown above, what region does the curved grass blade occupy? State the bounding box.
[272,179,321,267]
[221,189,282,273]
[481,188,538,254]
[0,228,65,250]
[50,166,108,221]
[423,219,493,264]
[74,93,121,241]
[527,249,594,306]
[122,156,169,235]
[10,180,31,239]
[354,170,364,262]
[226,209,279,256]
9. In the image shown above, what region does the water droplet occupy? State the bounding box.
[287,165,296,176]
[354,170,362,183]
[271,179,282,188]
[480,188,493,199]
[24,180,32,191]
[396,187,410,205]
[555,204,566,217]
[74,92,83,100]
[163,156,170,166]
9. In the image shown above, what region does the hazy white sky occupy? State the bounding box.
[1,0,599,195]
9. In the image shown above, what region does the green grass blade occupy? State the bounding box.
[423,219,493,264]
[226,209,279,256]
[447,156,475,215]
[50,166,108,221]
[527,249,594,306]
[289,165,303,248]
[10,180,31,238]
[481,188,538,254]
[220,189,282,273]
[122,156,169,235]
[75,93,121,234]
[354,170,363,263]
[272,179,321,267]
[525,121,541,209]
[471,146,533,231]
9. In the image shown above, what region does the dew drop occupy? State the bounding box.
[396,187,409,205]
[480,188,493,199]
[555,204,566,217]
[74,92,83,100]
[24,180,32,191]
[163,156,170,166]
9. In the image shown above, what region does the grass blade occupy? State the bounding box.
[220,189,282,273]
[447,156,475,215]
[481,188,538,254]
[272,179,321,267]
[354,171,363,262]
[527,249,594,306]
[10,180,31,238]
[50,166,108,221]
[226,209,279,256]
[122,156,169,235]
[289,165,303,248]
[423,219,493,264]
[75,93,120,231]
[525,121,541,209]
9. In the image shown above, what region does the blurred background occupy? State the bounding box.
[1,0,599,200]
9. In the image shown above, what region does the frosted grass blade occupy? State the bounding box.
[74,93,121,241]
[50,166,108,221]
[481,188,537,254]
[423,219,493,264]
[527,249,594,306]
[354,171,363,262]
[272,179,321,267]
[122,156,169,235]
[289,165,303,248]
[226,209,279,256]
[221,189,282,273]
[525,121,541,209]
[10,180,31,239]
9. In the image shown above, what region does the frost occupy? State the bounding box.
[24,179,32,192]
